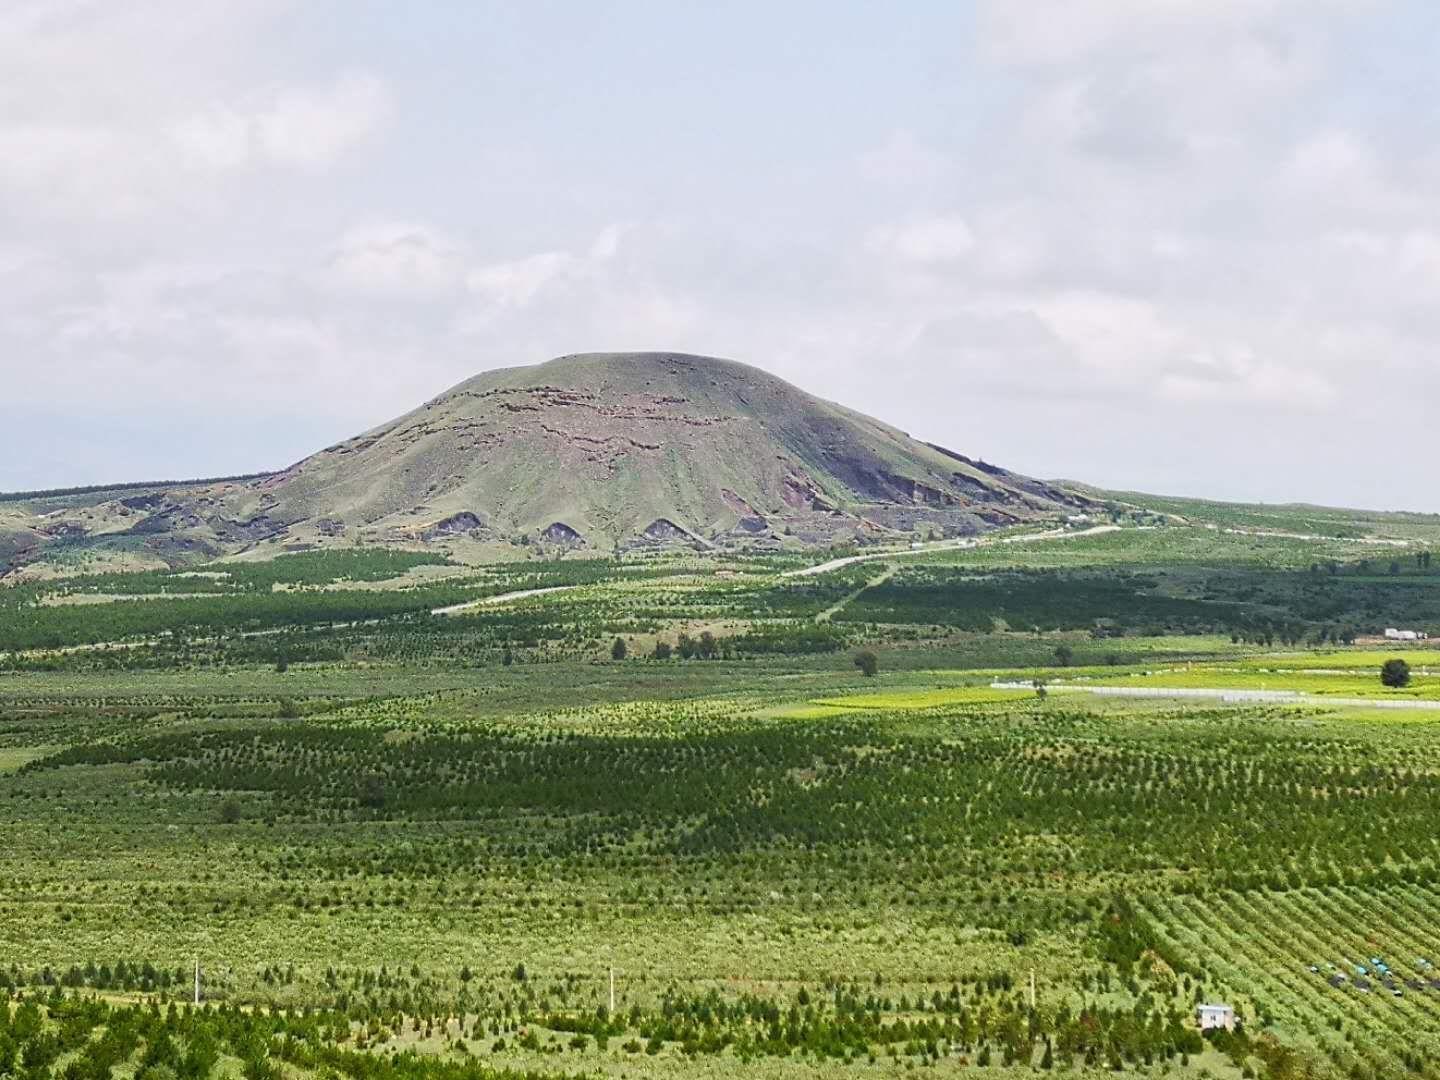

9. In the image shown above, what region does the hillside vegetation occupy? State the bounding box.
[0,354,1086,578]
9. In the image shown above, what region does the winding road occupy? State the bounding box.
[782,524,1121,579]
[431,585,581,617]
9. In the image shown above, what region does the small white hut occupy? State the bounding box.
[1196,1003,1235,1031]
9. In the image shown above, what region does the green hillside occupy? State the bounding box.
[1,353,1085,577]
[234,352,1086,550]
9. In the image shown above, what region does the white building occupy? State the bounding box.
[1196,1003,1235,1032]
[1385,628,1428,642]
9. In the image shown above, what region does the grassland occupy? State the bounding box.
[3,513,1440,1079]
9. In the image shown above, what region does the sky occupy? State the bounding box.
[2,0,1438,510]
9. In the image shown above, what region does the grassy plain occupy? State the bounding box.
[4,510,1440,1079]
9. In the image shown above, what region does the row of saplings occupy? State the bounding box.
[609,624,846,661]
[612,632,721,661]
[613,648,1421,685]
[32,708,1440,886]
[0,979,1282,1076]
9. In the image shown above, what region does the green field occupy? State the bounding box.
[4,514,1440,1079]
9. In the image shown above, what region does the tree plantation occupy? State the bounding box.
[4,510,1440,1078]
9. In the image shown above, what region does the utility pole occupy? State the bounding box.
[609,966,615,1015]
[1029,969,1036,1010]
[194,959,201,1007]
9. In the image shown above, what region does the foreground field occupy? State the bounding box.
[5,656,1440,1079]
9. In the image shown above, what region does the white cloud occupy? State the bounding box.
[897,308,1108,401]
[1024,292,1181,374]
[172,72,391,172]
[256,73,391,168]
[589,223,626,261]
[977,0,1366,66]
[327,223,466,299]
[867,216,974,264]
[858,130,949,188]
[967,205,1055,283]
[464,225,627,309]
[466,252,578,308]
[169,109,252,172]
[0,125,119,187]
[0,124,169,219]
[0,2,304,220]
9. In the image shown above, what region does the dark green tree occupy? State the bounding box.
[358,776,387,809]
[1382,659,1412,688]
[854,650,879,677]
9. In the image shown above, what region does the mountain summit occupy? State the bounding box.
[230,352,1082,550]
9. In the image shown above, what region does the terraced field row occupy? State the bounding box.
[1146,886,1440,1076]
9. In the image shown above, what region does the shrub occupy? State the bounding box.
[854,650,879,677]
[358,777,386,810]
[1382,658,1412,688]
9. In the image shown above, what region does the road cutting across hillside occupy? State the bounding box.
[783,524,1122,579]
[431,585,581,616]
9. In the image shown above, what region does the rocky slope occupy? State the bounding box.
[2,352,1088,572]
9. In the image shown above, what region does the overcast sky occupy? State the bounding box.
[3,1,1437,510]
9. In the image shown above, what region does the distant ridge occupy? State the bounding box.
[0,473,276,504]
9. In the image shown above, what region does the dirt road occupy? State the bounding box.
[431,585,580,617]
[782,524,1121,579]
